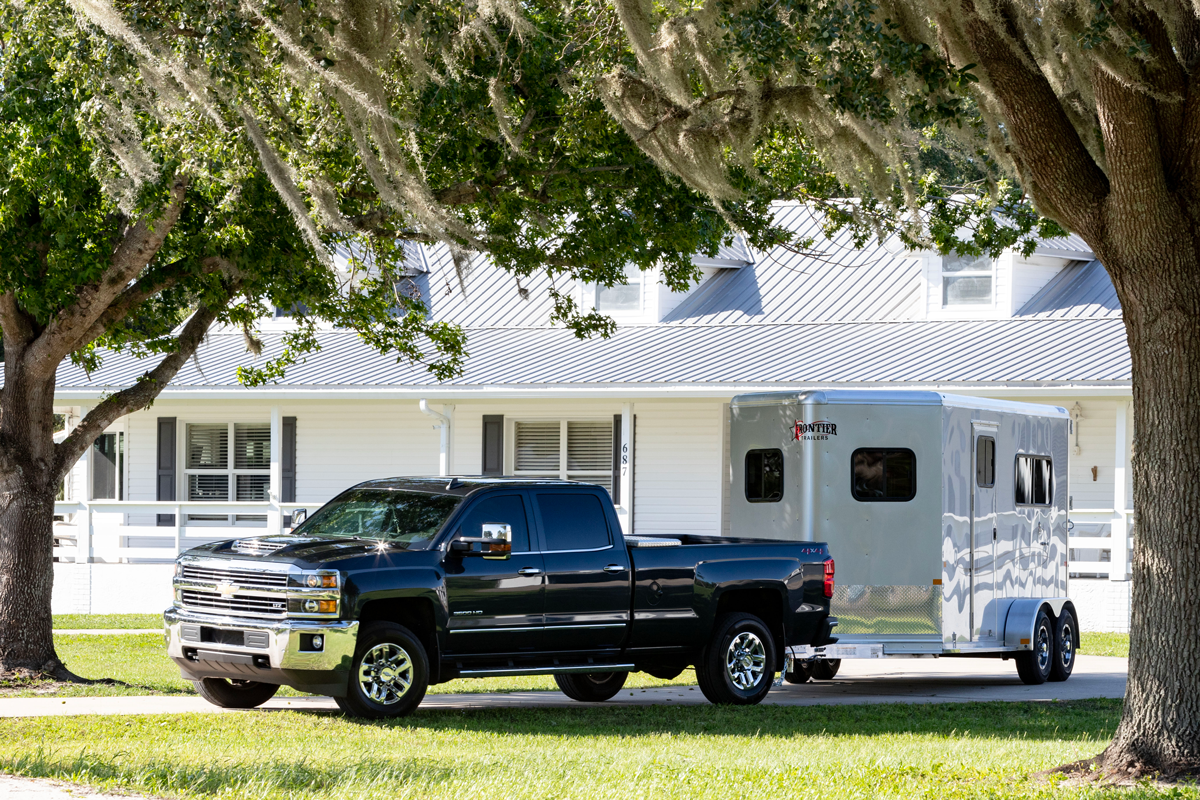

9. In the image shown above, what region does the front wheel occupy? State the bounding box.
[1049,608,1079,682]
[695,612,777,705]
[335,622,429,719]
[194,678,278,709]
[554,672,628,702]
[1015,608,1054,685]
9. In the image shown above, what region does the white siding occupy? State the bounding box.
[632,400,724,536]
[1009,256,1068,314]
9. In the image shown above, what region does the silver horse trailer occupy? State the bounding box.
[728,390,1078,684]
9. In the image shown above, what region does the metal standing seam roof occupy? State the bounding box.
[45,317,1131,392]
[1015,260,1121,319]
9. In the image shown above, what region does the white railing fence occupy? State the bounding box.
[53,500,312,563]
[1067,508,1134,581]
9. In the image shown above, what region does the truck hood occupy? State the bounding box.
[185,534,434,567]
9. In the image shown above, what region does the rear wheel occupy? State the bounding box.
[194,678,278,709]
[1049,608,1079,682]
[1015,608,1054,685]
[808,659,841,680]
[695,612,777,705]
[554,672,628,702]
[335,622,428,719]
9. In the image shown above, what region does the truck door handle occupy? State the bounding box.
[603,564,626,573]
[517,568,542,576]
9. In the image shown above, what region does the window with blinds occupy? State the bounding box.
[184,423,272,523]
[513,420,614,494]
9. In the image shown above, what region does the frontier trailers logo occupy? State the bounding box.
[793,420,837,441]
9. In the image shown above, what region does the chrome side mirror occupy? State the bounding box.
[290,508,308,527]
[451,523,512,560]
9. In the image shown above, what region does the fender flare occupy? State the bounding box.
[1002,597,1074,651]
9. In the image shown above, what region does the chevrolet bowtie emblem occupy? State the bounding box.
[216,580,237,597]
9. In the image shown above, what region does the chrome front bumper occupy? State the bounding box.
[164,607,358,672]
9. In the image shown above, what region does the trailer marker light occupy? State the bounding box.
[1020,638,1031,645]
[932,579,942,585]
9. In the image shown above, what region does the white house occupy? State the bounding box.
[46,203,1135,631]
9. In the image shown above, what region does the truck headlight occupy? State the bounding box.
[290,598,338,615]
[292,571,339,589]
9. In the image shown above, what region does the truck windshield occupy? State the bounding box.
[293,489,461,549]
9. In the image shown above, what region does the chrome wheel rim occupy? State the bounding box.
[1059,622,1075,668]
[358,642,413,705]
[1035,624,1051,673]
[725,631,767,690]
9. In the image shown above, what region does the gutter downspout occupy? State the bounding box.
[419,400,451,477]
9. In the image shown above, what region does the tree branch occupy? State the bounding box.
[25,178,190,377]
[958,0,1110,233]
[0,294,37,352]
[1094,68,1173,225]
[52,300,219,482]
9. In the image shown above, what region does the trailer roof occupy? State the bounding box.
[730,389,1068,418]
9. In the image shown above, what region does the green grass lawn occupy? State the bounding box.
[1,700,1187,799]
[53,614,164,630]
[1080,633,1130,658]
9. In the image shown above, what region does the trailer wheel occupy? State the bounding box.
[1015,608,1054,685]
[1049,608,1079,682]
[194,678,278,709]
[695,612,777,705]
[554,672,628,702]
[784,661,811,684]
[335,621,428,719]
[808,659,841,680]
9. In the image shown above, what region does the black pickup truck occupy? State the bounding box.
[164,478,837,718]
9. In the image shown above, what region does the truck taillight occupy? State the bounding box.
[823,559,835,598]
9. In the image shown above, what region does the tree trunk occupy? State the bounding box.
[1095,225,1200,777]
[0,364,64,676]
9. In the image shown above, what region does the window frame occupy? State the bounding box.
[941,252,995,308]
[592,264,645,315]
[744,448,784,503]
[90,430,125,501]
[509,418,615,494]
[976,436,996,488]
[850,447,918,502]
[1014,453,1054,507]
[182,421,273,526]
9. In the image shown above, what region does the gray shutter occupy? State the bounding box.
[156,417,176,526]
[282,417,297,503]
[611,414,622,504]
[481,415,504,476]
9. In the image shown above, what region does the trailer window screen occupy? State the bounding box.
[745,449,783,502]
[976,436,995,488]
[1015,455,1053,506]
[852,449,916,501]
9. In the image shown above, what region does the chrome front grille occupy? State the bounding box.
[181,565,288,588]
[180,589,287,618]
[232,538,288,555]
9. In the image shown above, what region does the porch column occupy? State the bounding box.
[1111,400,1130,581]
[617,403,634,534]
[76,406,93,564]
[269,406,283,534]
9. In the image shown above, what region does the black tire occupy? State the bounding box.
[1015,607,1054,685]
[695,612,777,705]
[783,661,810,684]
[1049,607,1079,682]
[194,678,279,709]
[808,659,841,680]
[554,672,628,702]
[336,621,429,719]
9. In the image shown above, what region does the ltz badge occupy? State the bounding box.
[793,420,837,441]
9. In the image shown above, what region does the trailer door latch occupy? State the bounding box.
[992,527,997,541]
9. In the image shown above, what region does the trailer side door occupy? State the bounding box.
[972,424,999,641]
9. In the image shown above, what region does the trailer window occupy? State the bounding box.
[1015,455,1053,506]
[745,449,783,502]
[976,436,996,488]
[851,449,916,501]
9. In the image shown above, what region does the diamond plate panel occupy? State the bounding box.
[831,584,941,635]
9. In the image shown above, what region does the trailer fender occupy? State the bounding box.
[1002,597,1073,650]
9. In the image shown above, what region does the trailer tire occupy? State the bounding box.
[695,612,776,705]
[554,672,628,702]
[1049,608,1079,682]
[335,622,428,719]
[784,661,811,684]
[808,659,841,680]
[1015,608,1054,685]
[194,678,278,709]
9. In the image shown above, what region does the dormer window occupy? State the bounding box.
[595,265,644,313]
[942,253,994,306]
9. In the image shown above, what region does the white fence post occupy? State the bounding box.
[173,504,182,556]
[269,407,283,534]
[1110,400,1130,581]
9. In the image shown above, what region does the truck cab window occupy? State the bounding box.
[1015,455,1053,505]
[456,494,531,552]
[851,449,916,501]
[537,493,612,551]
[745,449,783,502]
[976,436,996,488]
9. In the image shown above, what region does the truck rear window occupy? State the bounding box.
[293,489,461,548]
[851,449,916,501]
[537,493,611,551]
[745,449,783,502]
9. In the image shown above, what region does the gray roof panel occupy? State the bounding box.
[1016,260,1121,319]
